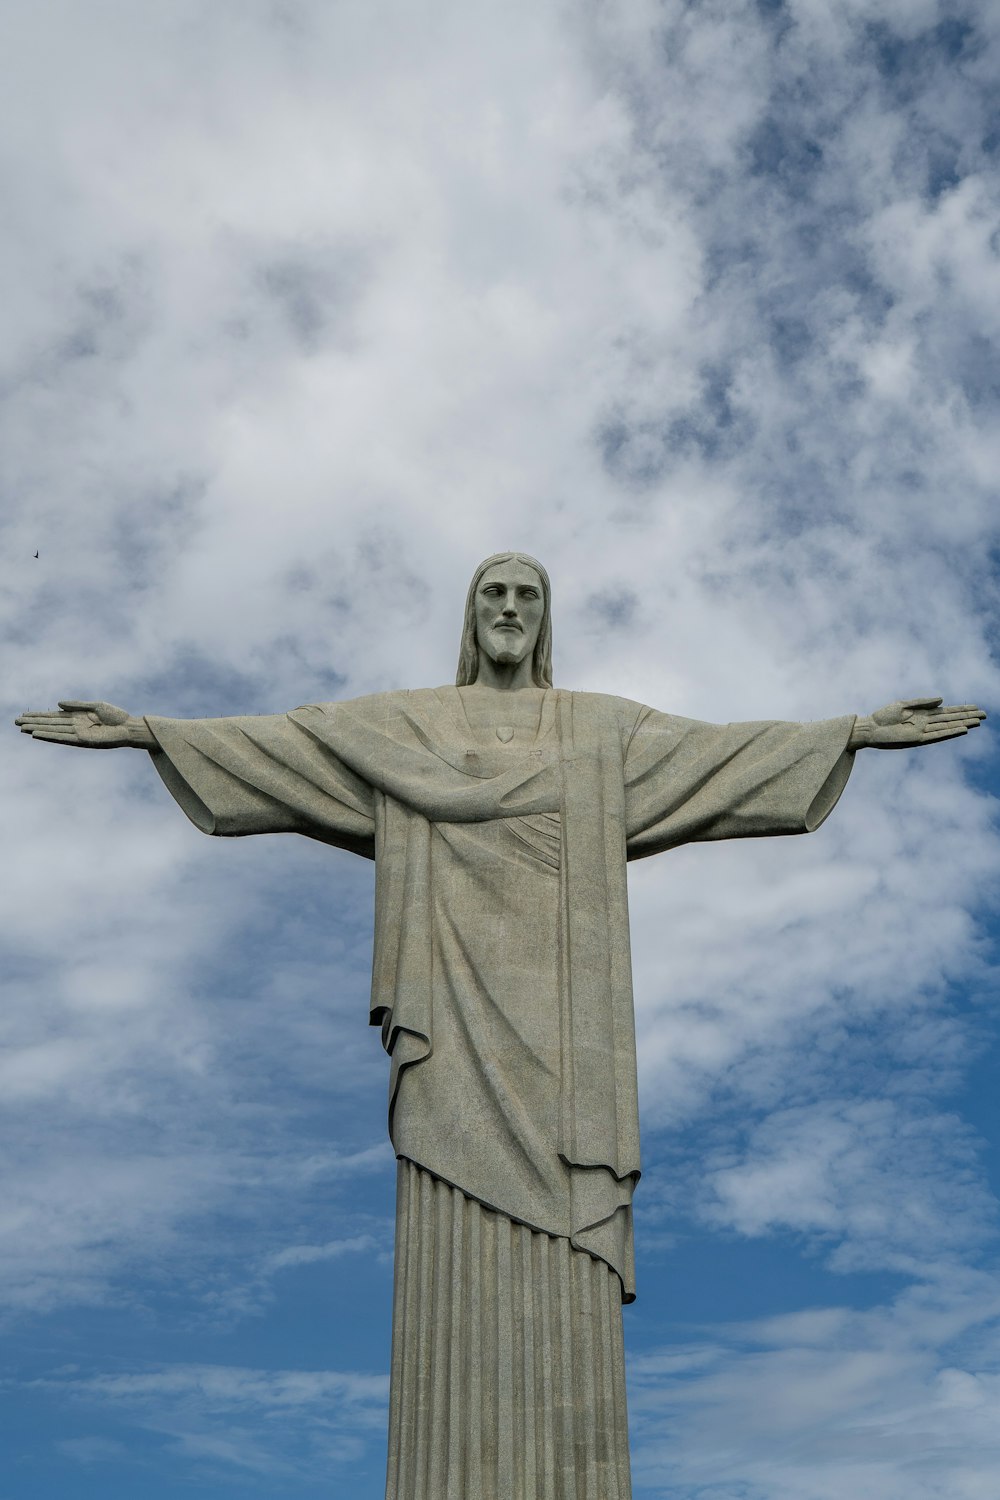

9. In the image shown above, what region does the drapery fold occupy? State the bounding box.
[147,687,855,1301]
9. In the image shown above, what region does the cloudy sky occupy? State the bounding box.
[3,1,999,1496]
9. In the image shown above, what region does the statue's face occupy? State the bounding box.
[474,560,545,672]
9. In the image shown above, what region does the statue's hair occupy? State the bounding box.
[456,552,553,688]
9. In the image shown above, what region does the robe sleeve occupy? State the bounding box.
[624,706,856,860]
[144,709,376,858]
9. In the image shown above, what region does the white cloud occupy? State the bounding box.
[261,1235,379,1274]
[66,1361,388,1411]
[40,1362,389,1479]
[630,1273,1000,1500]
[1,0,998,1495]
[699,1098,994,1271]
[58,1435,128,1465]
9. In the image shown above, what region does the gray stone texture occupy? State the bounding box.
[14,551,985,1498]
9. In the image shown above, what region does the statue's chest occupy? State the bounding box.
[457,695,549,750]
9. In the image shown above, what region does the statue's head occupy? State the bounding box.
[456,552,553,688]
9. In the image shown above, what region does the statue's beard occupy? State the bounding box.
[491,644,524,665]
[484,628,531,668]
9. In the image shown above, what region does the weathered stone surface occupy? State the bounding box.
[15,552,985,1497]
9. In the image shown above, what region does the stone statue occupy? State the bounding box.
[16,552,986,1500]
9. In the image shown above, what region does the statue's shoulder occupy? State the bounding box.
[294,687,412,715]
[553,691,655,754]
[290,687,416,726]
[561,689,651,725]
[293,687,457,731]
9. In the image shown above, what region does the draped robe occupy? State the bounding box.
[146,686,856,1301]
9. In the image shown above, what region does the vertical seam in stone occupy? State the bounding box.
[426,1175,451,1498]
[483,1205,500,1500]
[466,1194,483,1499]
[612,1269,633,1499]
[593,1254,611,1500]
[536,1229,555,1499]
[575,1249,598,1499]
[556,1234,578,1500]
[519,1224,537,1500]
[446,1181,466,1497]
[384,1158,406,1500]
[497,1211,515,1499]
[415,1166,435,1499]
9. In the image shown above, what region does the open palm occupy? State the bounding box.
[858,696,986,749]
[15,701,136,748]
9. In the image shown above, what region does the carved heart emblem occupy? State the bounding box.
[496,725,514,743]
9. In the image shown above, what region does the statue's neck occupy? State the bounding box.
[470,657,536,691]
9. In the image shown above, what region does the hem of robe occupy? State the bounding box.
[388,1147,637,1305]
[144,713,376,856]
[387,1157,633,1500]
[378,1017,636,1303]
[145,724,217,833]
[805,739,855,830]
[624,713,857,859]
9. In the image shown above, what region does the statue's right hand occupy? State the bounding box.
[15,700,140,748]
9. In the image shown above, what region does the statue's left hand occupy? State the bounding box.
[15,701,155,749]
[850,697,987,750]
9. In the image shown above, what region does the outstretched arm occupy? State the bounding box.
[17,699,377,852]
[16,701,157,749]
[848,697,986,750]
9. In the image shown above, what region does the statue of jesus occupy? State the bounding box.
[17,552,986,1500]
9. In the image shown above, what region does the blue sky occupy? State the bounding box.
[3,1,999,1496]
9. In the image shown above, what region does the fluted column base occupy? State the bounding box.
[386,1158,632,1500]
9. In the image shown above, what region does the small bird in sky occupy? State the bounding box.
[33,551,38,559]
